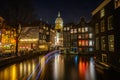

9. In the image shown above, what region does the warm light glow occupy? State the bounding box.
[20,39,38,42]
[11,65,17,80]
[54,54,64,80]
[79,57,96,80]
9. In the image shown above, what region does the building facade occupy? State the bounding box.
[0,17,16,53]
[63,17,94,54]
[77,18,94,54]
[63,23,71,51]
[92,0,120,70]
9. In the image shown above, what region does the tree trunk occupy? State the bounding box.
[15,36,18,56]
[15,25,18,56]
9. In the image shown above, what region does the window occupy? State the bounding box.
[85,34,89,38]
[89,33,92,38]
[101,36,106,51]
[86,40,88,46]
[81,34,85,39]
[96,37,99,50]
[64,27,66,31]
[71,29,73,33]
[100,8,105,18]
[85,27,88,32]
[74,29,77,33]
[46,32,49,35]
[78,28,81,32]
[39,29,43,33]
[108,35,114,51]
[89,48,93,52]
[102,54,107,63]
[74,35,77,39]
[78,35,82,39]
[67,27,69,31]
[0,31,1,35]
[79,40,82,46]
[95,23,99,34]
[89,40,93,46]
[82,28,84,32]
[101,20,105,32]
[108,16,113,30]
[79,48,83,51]
[82,40,85,46]
[115,0,120,9]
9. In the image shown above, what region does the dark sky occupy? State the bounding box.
[33,0,103,24]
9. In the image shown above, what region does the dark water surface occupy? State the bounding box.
[0,53,119,80]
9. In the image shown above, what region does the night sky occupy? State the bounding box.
[33,0,103,24]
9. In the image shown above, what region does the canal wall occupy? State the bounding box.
[0,52,44,68]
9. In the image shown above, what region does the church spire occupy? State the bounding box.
[58,11,60,17]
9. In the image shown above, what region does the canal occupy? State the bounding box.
[0,52,119,80]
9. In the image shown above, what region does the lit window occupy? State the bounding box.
[95,23,99,34]
[86,40,88,46]
[89,33,92,38]
[108,35,114,51]
[46,27,48,30]
[101,20,105,32]
[108,15,113,30]
[115,0,120,9]
[82,28,84,32]
[39,29,43,33]
[102,54,107,63]
[78,28,81,32]
[46,32,49,35]
[100,8,105,18]
[85,27,88,32]
[82,40,85,46]
[79,40,82,46]
[101,36,106,51]
[96,37,99,50]
[64,27,66,31]
[79,48,82,51]
[71,29,73,33]
[85,34,89,38]
[89,40,93,46]
[78,35,82,39]
[89,48,93,52]
[67,27,69,31]
[74,29,77,33]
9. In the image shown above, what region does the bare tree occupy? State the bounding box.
[0,0,36,56]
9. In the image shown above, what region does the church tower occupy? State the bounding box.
[55,11,63,32]
[55,11,63,47]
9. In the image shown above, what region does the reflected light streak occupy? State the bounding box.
[11,65,17,80]
[27,50,60,80]
[4,68,9,80]
[24,63,26,75]
[54,54,64,80]
[36,53,59,80]
[20,63,23,77]
[28,63,31,75]
[74,55,78,68]
[89,57,96,80]
[79,57,96,80]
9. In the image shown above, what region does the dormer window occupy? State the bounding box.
[115,0,120,9]
[100,8,105,18]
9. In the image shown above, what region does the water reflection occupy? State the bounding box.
[53,54,64,80]
[79,57,96,80]
[0,57,39,80]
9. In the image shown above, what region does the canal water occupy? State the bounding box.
[0,53,119,80]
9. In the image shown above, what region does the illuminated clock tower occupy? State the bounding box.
[55,11,63,47]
